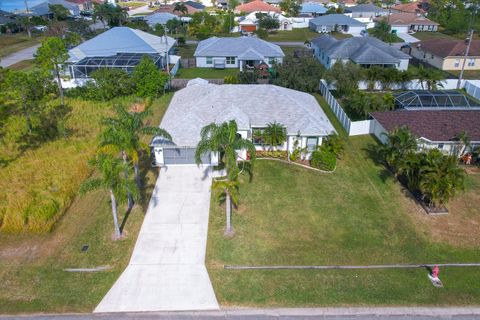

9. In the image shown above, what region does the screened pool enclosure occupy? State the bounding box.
[394,90,480,110]
[68,53,166,79]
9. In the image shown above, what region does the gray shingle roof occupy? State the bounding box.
[68,27,175,62]
[312,34,410,63]
[144,12,178,26]
[345,4,388,13]
[194,37,284,58]
[159,84,336,146]
[25,0,79,16]
[309,14,365,27]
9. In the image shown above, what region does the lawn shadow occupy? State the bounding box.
[362,142,394,183]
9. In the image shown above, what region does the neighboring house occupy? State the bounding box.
[391,1,428,15]
[371,110,480,155]
[0,10,16,32]
[238,12,293,32]
[311,35,411,70]
[65,0,100,11]
[144,12,178,26]
[299,2,327,17]
[309,14,366,36]
[235,0,281,14]
[404,39,480,71]
[67,27,175,79]
[20,0,81,16]
[151,82,336,166]
[155,3,202,16]
[344,4,389,19]
[182,1,206,11]
[377,13,439,33]
[338,0,357,7]
[194,36,284,71]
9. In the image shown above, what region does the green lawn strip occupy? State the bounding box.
[412,31,479,41]
[175,67,239,79]
[206,135,480,306]
[0,34,42,58]
[0,94,172,313]
[314,93,348,137]
[6,59,35,71]
[175,44,197,58]
[266,28,320,42]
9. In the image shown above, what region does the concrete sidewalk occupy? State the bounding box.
[4,307,480,319]
[397,33,420,43]
[94,166,219,313]
[0,44,40,68]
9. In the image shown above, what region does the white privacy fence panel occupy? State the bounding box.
[465,81,480,101]
[319,80,351,133]
[349,120,374,136]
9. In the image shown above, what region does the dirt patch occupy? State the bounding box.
[400,174,480,248]
[130,102,146,113]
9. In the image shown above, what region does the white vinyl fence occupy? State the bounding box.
[319,80,351,133]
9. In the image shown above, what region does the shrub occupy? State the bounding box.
[255,28,268,39]
[321,134,346,159]
[224,75,239,84]
[132,56,169,98]
[177,36,186,45]
[311,149,336,171]
[256,150,288,160]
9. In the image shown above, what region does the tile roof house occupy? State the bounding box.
[311,34,411,70]
[309,13,366,35]
[405,39,480,71]
[67,27,175,79]
[392,1,428,15]
[234,0,281,14]
[194,36,284,71]
[377,12,439,33]
[151,83,336,165]
[238,12,293,32]
[371,110,480,154]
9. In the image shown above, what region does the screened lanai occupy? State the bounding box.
[394,90,480,110]
[69,53,165,79]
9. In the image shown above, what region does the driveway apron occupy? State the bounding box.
[94,166,219,312]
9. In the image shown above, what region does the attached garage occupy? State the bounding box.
[163,147,210,165]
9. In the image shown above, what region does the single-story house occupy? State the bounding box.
[391,1,428,15]
[194,36,284,71]
[404,39,480,71]
[338,0,357,8]
[65,0,100,12]
[235,0,280,14]
[19,0,81,17]
[309,14,366,36]
[299,2,327,17]
[151,82,336,166]
[238,12,293,32]
[0,10,17,32]
[183,1,206,11]
[377,13,439,33]
[370,110,480,155]
[311,35,411,70]
[154,2,202,16]
[67,27,176,79]
[344,4,389,19]
[144,12,178,26]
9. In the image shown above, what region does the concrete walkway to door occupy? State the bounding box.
[94,166,219,313]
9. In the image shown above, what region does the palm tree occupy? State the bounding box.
[262,121,286,151]
[456,130,471,158]
[173,2,188,15]
[416,65,445,90]
[379,126,418,172]
[93,2,110,29]
[212,178,239,235]
[195,120,256,181]
[100,103,171,193]
[80,154,138,239]
[419,149,465,207]
[365,66,382,91]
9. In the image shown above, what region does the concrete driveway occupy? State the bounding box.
[0,44,40,68]
[397,33,420,43]
[94,166,219,313]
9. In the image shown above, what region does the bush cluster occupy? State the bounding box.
[311,149,336,171]
[256,150,288,160]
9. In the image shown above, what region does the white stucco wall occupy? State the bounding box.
[398,58,409,71]
[391,25,409,33]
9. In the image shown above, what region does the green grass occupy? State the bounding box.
[445,70,480,80]
[117,1,147,8]
[412,32,459,41]
[6,59,35,71]
[0,34,42,58]
[175,67,239,79]
[0,94,172,312]
[266,28,320,42]
[175,44,197,58]
[207,135,480,306]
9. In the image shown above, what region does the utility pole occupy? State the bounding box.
[24,0,32,38]
[457,29,474,89]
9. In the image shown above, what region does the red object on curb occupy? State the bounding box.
[432,265,439,278]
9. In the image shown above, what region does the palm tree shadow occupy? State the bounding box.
[362,142,393,183]
[120,205,133,233]
[138,155,156,213]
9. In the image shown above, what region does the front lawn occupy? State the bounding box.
[206,134,480,306]
[0,94,172,313]
[412,32,459,41]
[266,28,320,42]
[0,34,42,58]
[175,67,239,79]
[6,59,35,71]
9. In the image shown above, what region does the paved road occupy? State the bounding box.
[127,5,152,16]
[3,308,480,319]
[0,44,40,68]
[94,166,218,313]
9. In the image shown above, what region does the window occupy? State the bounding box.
[206,57,212,65]
[226,56,236,65]
[468,58,475,67]
[437,143,444,150]
[252,128,265,145]
[454,59,460,68]
[306,137,318,152]
[268,57,275,65]
[431,54,434,59]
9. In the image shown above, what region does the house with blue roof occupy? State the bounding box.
[299,2,327,17]
[67,27,176,79]
[194,36,284,71]
[309,13,366,35]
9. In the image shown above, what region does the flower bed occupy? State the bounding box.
[255,150,288,160]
